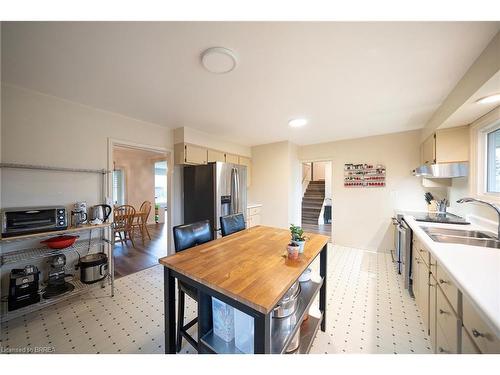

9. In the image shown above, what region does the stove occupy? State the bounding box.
[412,212,469,225]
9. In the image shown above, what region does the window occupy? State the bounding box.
[154,161,167,206]
[486,128,500,193]
[112,169,125,205]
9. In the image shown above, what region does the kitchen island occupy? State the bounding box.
[158,225,329,354]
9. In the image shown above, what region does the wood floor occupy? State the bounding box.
[302,222,332,241]
[113,223,168,278]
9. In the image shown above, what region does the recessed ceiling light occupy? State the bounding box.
[288,118,308,128]
[476,93,500,104]
[201,47,237,74]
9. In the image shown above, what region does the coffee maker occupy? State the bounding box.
[8,265,40,311]
[43,254,74,299]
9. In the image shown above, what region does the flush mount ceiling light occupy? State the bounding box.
[476,93,500,104]
[201,47,238,74]
[288,118,309,128]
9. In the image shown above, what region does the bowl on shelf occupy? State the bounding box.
[41,235,79,249]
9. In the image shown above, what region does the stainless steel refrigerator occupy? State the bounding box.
[183,162,247,238]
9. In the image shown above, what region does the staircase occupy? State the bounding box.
[301,180,325,225]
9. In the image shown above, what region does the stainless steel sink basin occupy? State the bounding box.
[420,226,500,248]
[428,234,500,249]
[421,227,496,239]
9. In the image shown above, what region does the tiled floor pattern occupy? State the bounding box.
[0,245,432,354]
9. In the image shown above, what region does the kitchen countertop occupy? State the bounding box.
[247,203,262,209]
[159,225,329,314]
[404,215,500,338]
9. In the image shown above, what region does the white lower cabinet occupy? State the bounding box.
[413,239,500,354]
[462,294,500,353]
[461,328,481,354]
[429,278,437,350]
[435,287,459,354]
[246,205,262,228]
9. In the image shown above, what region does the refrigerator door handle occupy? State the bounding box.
[235,168,240,214]
[230,167,237,215]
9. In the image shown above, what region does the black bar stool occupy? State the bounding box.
[172,220,213,352]
[220,213,246,236]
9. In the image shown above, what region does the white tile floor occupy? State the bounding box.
[0,245,432,354]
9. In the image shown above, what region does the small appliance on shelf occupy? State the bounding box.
[8,265,40,311]
[43,254,74,299]
[1,206,68,238]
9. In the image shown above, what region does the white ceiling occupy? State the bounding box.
[439,70,500,129]
[2,22,499,146]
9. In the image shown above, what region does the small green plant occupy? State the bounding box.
[289,224,305,242]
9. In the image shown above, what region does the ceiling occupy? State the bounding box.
[439,70,500,129]
[2,22,499,146]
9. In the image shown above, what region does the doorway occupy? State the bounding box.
[108,140,172,278]
[301,161,332,239]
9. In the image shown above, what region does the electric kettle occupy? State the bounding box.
[90,204,112,223]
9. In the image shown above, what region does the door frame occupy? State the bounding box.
[107,138,174,255]
[299,158,333,237]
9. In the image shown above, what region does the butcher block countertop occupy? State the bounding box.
[159,225,329,314]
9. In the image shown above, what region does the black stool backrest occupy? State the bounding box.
[220,213,246,237]
[173,220,213,252]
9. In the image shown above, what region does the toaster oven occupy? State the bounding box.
[1,206,68,238]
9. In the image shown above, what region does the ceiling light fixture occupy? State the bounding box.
[288,118,308,128]
[476,93,500,104]
[201,47,238,74]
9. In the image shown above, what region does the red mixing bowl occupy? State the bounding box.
[41,235,79,249]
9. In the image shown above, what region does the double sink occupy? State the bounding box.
[421,226,500,249]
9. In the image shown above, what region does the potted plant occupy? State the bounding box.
[287,242,300,260]
[290,224,306,253]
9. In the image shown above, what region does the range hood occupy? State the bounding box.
[412,162,468,178]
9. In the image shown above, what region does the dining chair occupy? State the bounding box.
[113,205,136,248]
[131,201,152,244]
[220,213,246,236]
[172,220,213,352]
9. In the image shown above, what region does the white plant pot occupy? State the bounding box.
[292,240,305,253]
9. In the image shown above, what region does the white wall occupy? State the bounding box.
[300,129,426,252]
[249,141,301,229]
[1,84,175,235]
[288,142,301,226]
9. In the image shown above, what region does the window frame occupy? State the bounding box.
[471,109,500,202]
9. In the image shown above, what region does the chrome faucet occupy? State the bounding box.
[456,197,500,239]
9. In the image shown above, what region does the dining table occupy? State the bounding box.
[158,225,329,354]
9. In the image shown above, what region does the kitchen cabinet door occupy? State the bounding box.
[435,126,469,163]
[207,149,225,163]
[462,329,481,354]
[436,287,459,354]
[414,254,430,332]
[225,153,239,164]
[463,293,500,353]
[421,135,436,165]
[185,144,208,165]
[429,279,437,351]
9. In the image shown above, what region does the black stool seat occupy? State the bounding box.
[172,220,213,352]
[220,213,246,236]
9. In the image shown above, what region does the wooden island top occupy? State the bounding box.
[159,225,329,314]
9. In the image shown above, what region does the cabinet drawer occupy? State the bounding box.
[463,295,500,353]
[248,206,261,216]
[436,322,457,354]
[417,245,430,267]
[436,287,459,353]
[436,263,458,313]
[462,328,481,354]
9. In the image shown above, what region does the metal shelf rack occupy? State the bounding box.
[1,238,109,265]
[0,162,114,323]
